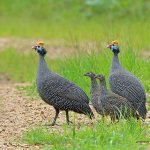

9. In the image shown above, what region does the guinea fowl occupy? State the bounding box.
[95,74,137,121]
[107,40,147,119]
[32,42,94,125]
[84,72,99,113]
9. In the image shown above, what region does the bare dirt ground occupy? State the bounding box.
[0,79,97,150]
[141,49,150,59]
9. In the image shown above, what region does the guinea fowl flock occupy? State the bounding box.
[85,72,138,122]
[32,40,147,125]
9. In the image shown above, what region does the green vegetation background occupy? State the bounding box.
[0,0,150,150]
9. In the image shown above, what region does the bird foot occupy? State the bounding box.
[42,122,59,126]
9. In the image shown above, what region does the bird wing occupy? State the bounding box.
[109,73,146,104]
[47,74,89,104]
[97,95,119,113]
[100,94,133,112]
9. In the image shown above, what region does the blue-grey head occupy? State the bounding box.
[95,74,105,81]
[84,72,96,79]
[107,40,120,55]
[32,41,47,56]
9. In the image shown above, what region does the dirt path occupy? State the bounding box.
[0,83,42,149]
[0,81,96,150]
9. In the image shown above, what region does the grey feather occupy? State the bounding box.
[86,73,137,121]
[109,48,147,119]
[36,52,94,125]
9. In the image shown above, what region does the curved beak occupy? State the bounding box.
[84,73,88,76]
[94,75,97,78]
[107,44,112,49]
[32,45,37,50]
[95,75,99,79]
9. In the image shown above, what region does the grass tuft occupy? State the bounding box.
[23,119,149,150]
[0,48,150,98]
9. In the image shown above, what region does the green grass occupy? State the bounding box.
[16,82,39,98]
[0,47,150,97]
[0,49,59,82]
[0,0,150,48]
[23,119,149,150]
[58,48,150,95]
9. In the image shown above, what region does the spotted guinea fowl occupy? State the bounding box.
[32,41,94,125]
[95,74,137,121]
[107,40,147,119]
[84,72,99,113]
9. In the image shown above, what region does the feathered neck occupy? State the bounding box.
[99,79,108,96]
[37,55,50,76]
[111,53,123,73]
[90,77,98,94]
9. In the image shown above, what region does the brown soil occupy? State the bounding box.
[141,50,150,59]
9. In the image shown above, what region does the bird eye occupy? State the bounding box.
[37,46,40,48]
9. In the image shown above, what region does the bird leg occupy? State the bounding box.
[110,115,116,123]
[101,115,105,123]
[50,108,59,126]
[66,110,73,125]
[110,114,119,123]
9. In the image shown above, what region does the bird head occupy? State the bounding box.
[84,72,96,78]
[95,74,105,81]
[32,41,47,56]
[107,40,120,55]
